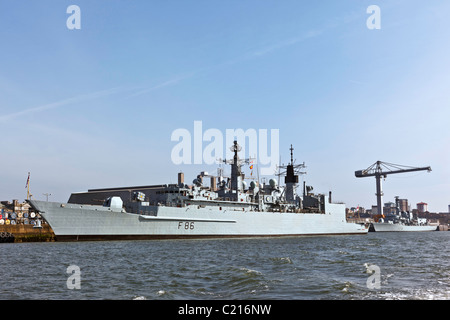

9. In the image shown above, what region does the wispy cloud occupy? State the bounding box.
[126,73,195,99]
[1,27,326,116]
[0,86,129,123]
[348,79,366,85]
[250,29,323,58]
[125,28,327,99]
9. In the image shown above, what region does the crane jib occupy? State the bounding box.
[354,161,431,216]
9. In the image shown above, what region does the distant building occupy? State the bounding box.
[384,202,395,208]
[384,202,396,214]
[417,202,428,213]
[349,206,366,215]
[372,205,379,215]
[398,199,409,212]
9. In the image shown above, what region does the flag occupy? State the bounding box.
[25,172,30,188]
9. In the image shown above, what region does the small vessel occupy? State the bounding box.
[28,142,368,241]
[370,200,437,232]
[370,221,437,232]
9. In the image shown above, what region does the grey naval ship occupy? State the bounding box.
[370,197,437,232]
[28,142,368,241]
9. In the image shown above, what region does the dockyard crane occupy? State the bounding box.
[355,161,431,215]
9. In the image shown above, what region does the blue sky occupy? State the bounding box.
[0,1,449,212]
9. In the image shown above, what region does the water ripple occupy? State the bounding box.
[0,232,448,299]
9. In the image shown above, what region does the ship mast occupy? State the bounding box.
[230,140,242,195]
[220,140,254,200]
[276,145,306,202]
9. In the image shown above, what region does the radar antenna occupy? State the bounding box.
[276,145,306,202]
[276,145,307,182]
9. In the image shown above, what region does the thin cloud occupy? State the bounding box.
[126,73,195,99]
[125,29,327,99]
[250,30,324,58]
[0,86,129,123]
[1,28,327,113]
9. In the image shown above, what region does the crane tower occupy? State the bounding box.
[355,161,431,215]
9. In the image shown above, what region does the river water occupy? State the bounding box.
[0,232,448,300]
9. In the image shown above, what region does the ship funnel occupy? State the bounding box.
[210,177,216,191]
[178,172,184,186]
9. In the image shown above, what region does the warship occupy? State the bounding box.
[370,198,437,232]
[28,142,368,241]
[370,221,437,232]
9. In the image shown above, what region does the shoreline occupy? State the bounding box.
[0,224,55,242]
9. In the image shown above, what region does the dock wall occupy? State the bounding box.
[0,224,55,242]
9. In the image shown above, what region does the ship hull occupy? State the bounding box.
[370,222,437,232]
[29,200,368,241]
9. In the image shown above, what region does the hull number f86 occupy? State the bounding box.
[178,221,194,230]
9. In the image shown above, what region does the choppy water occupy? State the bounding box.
[0,232,448,300]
